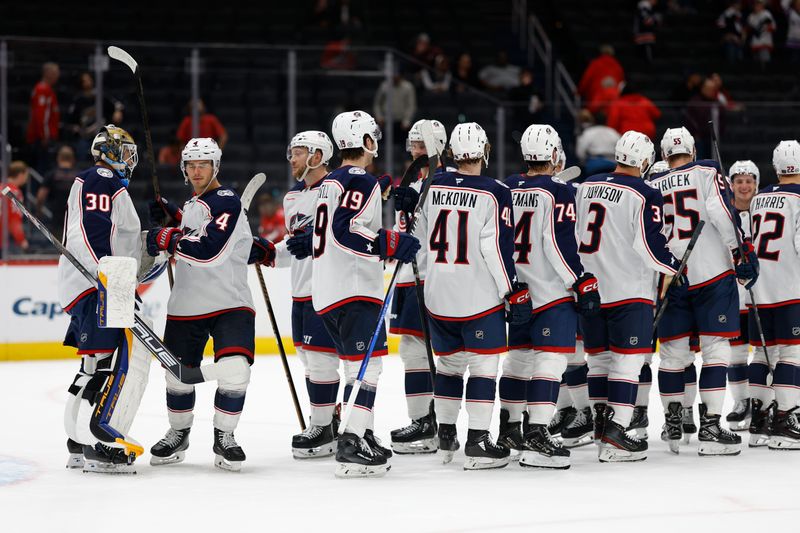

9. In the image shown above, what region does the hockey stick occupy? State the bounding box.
[708,121,771,369]
[2,186,204,385]
[338,120,442,436]
[241,173,306,430]
[108,46,174,288]
[653,220,705,328]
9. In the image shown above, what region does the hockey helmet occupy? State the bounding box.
[406,119,448,154]
[91,125,138,184]
[615,130,655,175]
[449,122,490,166]
[181,138,222,180]
[660,127,695,160]
[331,110,382,157]
[729,160,760,187]
[287,130,333,182]
[520,124,560,166]
[773,140,800,176]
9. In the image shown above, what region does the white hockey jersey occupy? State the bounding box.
[576,172,679,306]
[649,160,743,289]
[417,171,518,320]
[168,185,254,318]
[737,209,753,311]
[750,184,800,306]
[58,166,141,310]
[311,165,385,314]
[506,172,585,312]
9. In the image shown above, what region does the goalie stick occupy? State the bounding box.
[241,173,306,430]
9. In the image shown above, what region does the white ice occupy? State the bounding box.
[1,355,799,533]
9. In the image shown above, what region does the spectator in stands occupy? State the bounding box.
[709,72,743,112]
[311,0,362,33]
[410,33,442,68]
[1,161,31,252]
[685,77,723,159]
[26,62,61,174]
[586,76,621,117]
[421,54,452,94]
[634,0,661,64]
[508,68,545,131]
[177,99,228,149]
[670,72,703,102]
[257,191,287,243]
[35,145,76,237]
[606,82,661,140]
[718,1,746,64]
[452,52,479,94]
[478,51,521,93]
[320,35,357,70]
[576,109,620,177]
[373,70,417,136]
[577,44,625,104]
[747,0,776,67]
[786,0,800,63]
[158,138,183,166]
[65,72,124,164]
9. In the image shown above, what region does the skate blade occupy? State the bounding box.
[682,434,692,445]
[463,456,509,470]
[562,433,593,449]
[390,437,438,455]
[767,436,800,450]
[749,433,770,447]
[439,449,456,464]
[698,442,741,456]
[519,452,570,469]
[83,460,136,474]
[292,443,335,459]
[334,462,390,478]
[214,454,243,472]
[66,453,84,469]
[668,440,681,454]
[150,451,186,466]
[598,447,647,463]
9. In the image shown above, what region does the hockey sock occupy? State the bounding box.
[683,362,698,408]
[727,343,750,402]
[166,370,196,430]
[499,349,533,423]
[698,336,730,415]
[773,347,800,410]
[342,358,382,438]
[213,356,251,432]
[526,377,561,425]
[465,354,498,430]
[566,363,590,410]
[399,335,434,420]
[607,353,642,427]
[307,351,340,426]
[635,363,652,407]
[587,350,611,407]
[748,360,774,405]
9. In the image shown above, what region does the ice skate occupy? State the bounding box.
[627,406,649,440]
[497,409,525,460]
[519,424,570,469]
[150,428,191,466]
[697,403,741,456]
[66,438,84,469]
[213,428,246,472]
[593,403,607,443]
[335,432,390,478]
[660,402,683,454]
[768,406,800,450]
[562,406,593,448]
[83,443,137,474]
[749,399,772,447]
[292,424,335,459]
[548,406,575,438]
[599,407,647,463]
[463,429,509,470]
[364,429,392,459]
[682,405,697,444]
[726,398,751,431]
[390,409,437,455]
[437,423,459,464]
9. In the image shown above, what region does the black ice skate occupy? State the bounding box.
[548,406,576,438]
[213,428,246,471]
[768,406,800,450]
[627,406,649,440]
[682,405,697,444]
[437,423,460,464]
[391,408,438,454]
[150,428,191,466]
[497,409,525,460]
[335,432,390,478]
[83,442,137,474]
[749,399,772,447]
[660,402,683,454]
[66,438,84,469]
[726,398,751,431]
[463,429,510,470]
[562,406,594,448]
[697,403,742,456]
[593,403,607,443]
[364,429,393,459]
[292,424,335,459]
[598,407,647,463]
[520,424,570,469]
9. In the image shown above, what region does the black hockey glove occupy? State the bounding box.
[375,229,420,263]
[286,227,313,260]
[393,186,420,215]
[249,236,277,267]
[149,196,182,227]
[504,281,532,325]
[733,239,759,290]
[571,273,601,318]
[377,174,393,200]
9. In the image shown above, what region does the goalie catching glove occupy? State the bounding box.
[248,236,276,267]
[504,281,532,325]
[571,273,601,317]
[732,239,759,290]
[374,228,420,263]
[146,227,182,256]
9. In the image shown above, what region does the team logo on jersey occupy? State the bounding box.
[456,178,463,184]
[356,341,365,351]
[348,167,366,175]
[792,327,800,336]
[475,330,484,340]
[96,167,113,178]
[718,315,727,323]
[629,336,639,345]
[80,333,88,343]
[542,328,551,337]
[290,214,314,233]
[303,335,312,345]
[217,189,234,197]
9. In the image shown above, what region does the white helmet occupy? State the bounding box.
[331,110,382,157]
[729,160,760,187]
[287,130,333,181]
[648,160,670,179]
[406,119,448,154]
[556,138,566,171]
[773,140,800,176]
[520,124,560,166]
[181,138,222,180]
[450,122,490,166]
[615,130,655,175]
[660,127,695,159]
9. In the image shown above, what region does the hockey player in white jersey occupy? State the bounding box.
[147,138,260,471]
[286,110,419,477]
[650,127,756,456]
[749,141,800,450]
[726,160,759,431]
[576,130,682,462]
[498,124,601,469]
[416,122,531,470]
[388,119,450,454]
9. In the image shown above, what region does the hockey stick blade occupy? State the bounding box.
[653,220,705,328]
[107,46,139,74]
[241,173,266,216]
[556,166,581,182]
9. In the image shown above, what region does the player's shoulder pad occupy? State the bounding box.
[693,159,722,173]
[80,166,126,193]
[493,178,510,190]
[205,186,241,211]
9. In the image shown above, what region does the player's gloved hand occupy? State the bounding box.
[286,227,313,260]
[572,273,601,318]
[375,228,420,263]
[249,236,277,267]
[146,227,182,256]
[148,196,182,227]
[377,174,393,200]
[393,186,420,215]
[504,281,532,325]
[733,240,759,290]
[661,268,689,301]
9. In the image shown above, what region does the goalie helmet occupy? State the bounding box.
[180,138,222,181]
[91,125,138,185]
[287,130,333,181]
[406,119,448,154]
[660,127,695,159]
[520,124,560,166]
[450,122,490,166]
[772,140,800,176]
[729,160,760,187]
[331,110,382,157]
[615,130,655,175]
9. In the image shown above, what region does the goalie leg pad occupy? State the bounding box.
[64,355,97,444]
[214,355,251,432]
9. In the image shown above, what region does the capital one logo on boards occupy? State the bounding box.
[12,297,63,320]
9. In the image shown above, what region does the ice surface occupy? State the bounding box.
[1,355,798,532]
